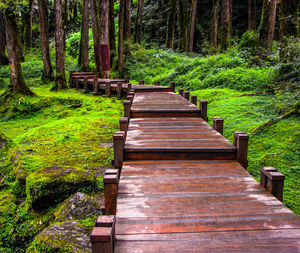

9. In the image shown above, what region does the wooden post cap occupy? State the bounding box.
[123,100,131,106]
[178,89,184,96]
[139,80,144,85]
[199,100,208,104]
[260,167,285,181]
[127,83,132,90]
[170,82,175,92]
[237,133,249,140]
[119,117,129,124]
[90,227,112,242]
[213,117,224,122]
[113,131,125,140]
[103,174,118,184]
[96,215,115,227]
[105,169,119,175]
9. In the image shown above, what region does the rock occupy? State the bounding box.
[26,166,96,210]
[54,192,100,222]
[0,133,9,149]
[27,221,92,253]
[0,191,17,228]
[11,152,27,184]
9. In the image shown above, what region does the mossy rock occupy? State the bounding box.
[27,220,92,253]
[54,192,100,222]
[26,166,96,210]
[0,190,17,227]
[0,132,10,149]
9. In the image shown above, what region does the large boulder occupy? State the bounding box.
[26,166,96,210]
[54,192,100,222]
[27,221,92,253]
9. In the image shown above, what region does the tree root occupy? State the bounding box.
[251,108,297,135]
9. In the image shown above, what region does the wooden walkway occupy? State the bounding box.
[87,81,300,252]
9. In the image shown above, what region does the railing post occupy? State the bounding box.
[105,83,111,96]
[170,82,175,93]
[93,77,98,94]
[178,89,184,96]
[84,77,89,92]
[139,80,144,85]
[123,100,131,118]
[113,76,118,79]
[233,131,244,147]
[117,82,123,99]
[199,100,208,121]
[75,78,79,89]
[124,76,130,83]
[154,81,160,86]
[104,170,118,215]
[184,91,190,101]
[69,71,74,86]
[127,83,132,95]
[237,133,249,169]
[119,117,129,135]
[260,167,285,201]
[212,117,224,135]
[190,95,197,106]
[90,225,114,253]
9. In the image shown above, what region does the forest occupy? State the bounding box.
[0,0,299,252]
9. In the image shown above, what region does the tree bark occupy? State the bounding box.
[90,0,100,71]
[79,0,90,71]
[63,0,68,50]
[177,0,185,51]
[124,0,131,55]
[166,0,176,49]
[54,0,67,90]
[248,0,256,30]
[134,0,144,44]
[188,0,198,52]
[109,0,116,63]
[259,0,277,50]
[38,0,55,82]
[0,11,8,65]
[210,0,220,51]
[118,0,125,75]
[3,1,34,95]
[220,0,232,51]
[99,0,110,77]
[24,0,34,50]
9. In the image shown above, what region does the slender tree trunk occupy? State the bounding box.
[188,0,198,52]
[220,0,232,51]
[90,0,100,72]
[184,0,189,51]
[134,0,144,44]
[109,0,116,63]
[24,0,34,50]
[3,1,34,95]
[124,0,131,55]
[118,0,125,75]
[248,0,256,30]
[38,0,55,82]
[177,0,185,51]
[80,0,90,70]
[54,0,67,90]
[259,0,277,50]
[210,0,220,50]
[166,0,176,49]
[0,11,8,65]
[99,0,110,77]
[63,0,67,50]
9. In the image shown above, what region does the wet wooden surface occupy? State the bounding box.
[113,90,300,252]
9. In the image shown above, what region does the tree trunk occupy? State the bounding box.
[259,0,277,50]
[184,0,189,51]
[220,0,232,51]
[118,0,125,75]
[38,0,54,82]
[134,0,144,44]
[90,0,100,72]
[188,0,198,52]
[210,0,220,51]
[63,0,68,50]
[54,0,67,90]
[166,0,176,49]
[280,0,298,38]
[248,0,256,30]
[124,0,131,55]
[177,0,185,51]
[99,0,110,77]
[109,0,116,63]
[24,0,34,50]
[0,11,8,65]
[3,1,34,95]
[79,0,90,71]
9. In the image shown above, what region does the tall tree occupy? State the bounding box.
[38,0,54,81]
[109,0,116,63]
[220,0,232,51]
[134,0,144,44]
[248,0,256,31]
[0,11,8,65]
[90,0,100,71]
[63,0,67,50]
[123,0,131,55]
[210,0,220,51]
[2,0,34,95]
[188,0,198,52]
[78,0,89,70]
[54,0,67,90]
[259,0,277,50]
[99,0,110,77]
[166,0,176,49]
[118,0,125,75]
[24,0,34,50]
[177,0,189,51]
